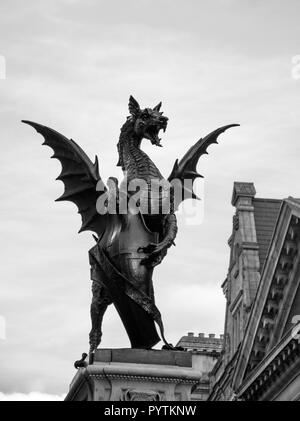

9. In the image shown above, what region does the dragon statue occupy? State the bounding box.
[23,96,238,361]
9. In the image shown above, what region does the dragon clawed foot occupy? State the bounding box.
[74,352,88,369]
[138,242,158,254]
[138,242,170,267]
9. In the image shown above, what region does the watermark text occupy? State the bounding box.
[291,55,300,80]
[0,55,6,80]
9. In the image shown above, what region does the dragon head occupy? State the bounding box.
[128,96,168,147]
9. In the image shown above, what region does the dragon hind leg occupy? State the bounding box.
[89,281,112,356]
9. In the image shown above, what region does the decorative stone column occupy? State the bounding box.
[231,182,260,308]
[65,349,200,401]
[222,182,261,361]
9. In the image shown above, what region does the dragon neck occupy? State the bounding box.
[117,120,162,180]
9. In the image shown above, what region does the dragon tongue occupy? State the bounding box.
[156,137,162,147]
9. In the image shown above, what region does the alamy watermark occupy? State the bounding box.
[95,177,204,226]
[0,315,6,340]
[0,55,6,80]
[291,55,300,80]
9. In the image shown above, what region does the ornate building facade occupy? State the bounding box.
[209,182,300,401]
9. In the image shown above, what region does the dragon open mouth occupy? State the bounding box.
[145,122,167,147]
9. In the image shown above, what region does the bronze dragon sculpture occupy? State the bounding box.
[23,96,238,359]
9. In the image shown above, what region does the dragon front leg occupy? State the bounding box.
[139,213,178,267]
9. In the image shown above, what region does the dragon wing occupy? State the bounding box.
[168,124,239,210]
[22,120,107,237]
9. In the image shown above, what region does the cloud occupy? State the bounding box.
[1,0,300,396]
[0,392,65,401]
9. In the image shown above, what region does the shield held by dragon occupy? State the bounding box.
[23,96,238,358]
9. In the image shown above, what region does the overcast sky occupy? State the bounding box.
[1,0,300,400]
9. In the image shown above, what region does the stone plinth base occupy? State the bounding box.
[65,349,200,401]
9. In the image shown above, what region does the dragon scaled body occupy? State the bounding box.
[23,96,238,357]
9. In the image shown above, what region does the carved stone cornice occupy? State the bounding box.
[65,353,201,401]
[238,336,300,401]
[244,215,300,375]
[90,373,198,384]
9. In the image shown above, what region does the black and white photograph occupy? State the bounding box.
[1,0,300,405]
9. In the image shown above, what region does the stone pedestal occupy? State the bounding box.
[65,349,200,401]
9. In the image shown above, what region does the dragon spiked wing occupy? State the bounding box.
[22,120,107,237]
[168,124,239,210]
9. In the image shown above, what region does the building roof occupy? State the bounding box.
[232,198,300,395]
[176,332,223,353]
[253,198,282,269]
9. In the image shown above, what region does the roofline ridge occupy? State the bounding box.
[253,197,282,203]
